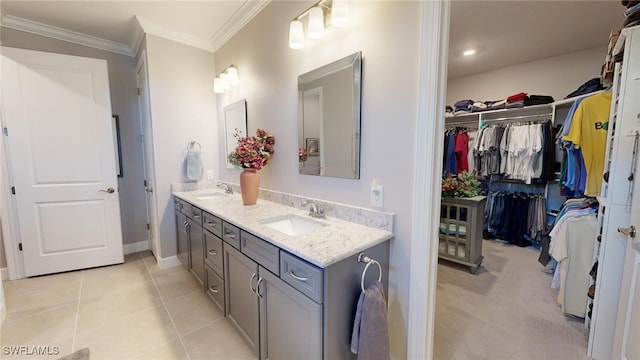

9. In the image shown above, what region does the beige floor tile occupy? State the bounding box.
[133,339,188,360]
[4,272,81,318]
[74,305,178,360]
[1,303,77,348]
[81,261,153,299]
[164,290,223,336]
[153,266,202,303]
[76,281,162,334]
[182,318,256,360]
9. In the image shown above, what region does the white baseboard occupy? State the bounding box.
[156,255,181,270]
[1,267,7,281]
[123,240,150,255]
[0,302,6,324]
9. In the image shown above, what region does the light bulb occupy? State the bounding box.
[331,0,349,27]
[214,77,224,93]
[308,7,324,39]
[289,20,304,49]
[226,66,239,85]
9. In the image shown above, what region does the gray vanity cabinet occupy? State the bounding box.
[224,244,260,357]
[176,210,189,267]
[188,217,205,286]
[258,266,322,360]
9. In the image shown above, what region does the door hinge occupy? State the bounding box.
[139,134,144,143]
[11,186,15,195]
[143,179,147,188]
[3,127,8,136]
[137,87,140,96]
[146,223,150,230]
[18,243,22,251]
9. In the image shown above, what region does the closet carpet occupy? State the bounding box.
[434,239,589,360]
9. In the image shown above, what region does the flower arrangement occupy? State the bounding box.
[228,128,276,170]
[299,147,309,162]
[441,171,482,198]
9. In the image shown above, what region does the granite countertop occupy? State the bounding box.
[173,189,393,268]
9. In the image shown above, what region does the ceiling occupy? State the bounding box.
[0,1,628,77]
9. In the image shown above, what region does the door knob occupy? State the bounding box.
[99,188,115,194]
[618,225,636,238]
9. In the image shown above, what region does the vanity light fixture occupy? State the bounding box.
[214,65,239,94]
[288,0,349,50]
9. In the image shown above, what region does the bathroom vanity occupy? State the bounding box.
[173,189,392,360]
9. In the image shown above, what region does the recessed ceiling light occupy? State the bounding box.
[463,49,476,56]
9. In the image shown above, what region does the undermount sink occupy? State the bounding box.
[193,192,228,200]
[260,214,327,236]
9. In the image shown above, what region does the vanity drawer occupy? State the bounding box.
[180,200,193,218]
[222,222,240,250]
[190,207,202,226]
[204,231,224,276]
[203,212,223,238]
[205,264,225,312]
[280,252,323,304]
[241,231,279,275]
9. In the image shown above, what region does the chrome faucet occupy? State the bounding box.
[217,182,233,194]
[302,200,325,219]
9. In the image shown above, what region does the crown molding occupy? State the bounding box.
[136,16,214,53]
[210,0,270,52]
[0,15,134,57]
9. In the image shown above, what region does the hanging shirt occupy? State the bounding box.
[562,92,612,197]
[454,131,469,173]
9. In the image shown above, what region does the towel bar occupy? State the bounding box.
[358,253,382,292]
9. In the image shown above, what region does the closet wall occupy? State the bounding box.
[447,46,606,105]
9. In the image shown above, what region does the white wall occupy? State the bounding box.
[214,2,422,358]
[0,28,148,248]
[143,34,217,259]
[446,45,606,106]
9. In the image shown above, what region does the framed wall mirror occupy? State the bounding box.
[224,99,247,169]
[298,51,362,179]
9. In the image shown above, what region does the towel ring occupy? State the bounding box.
[358,253,382,292]
[188,141,201,152]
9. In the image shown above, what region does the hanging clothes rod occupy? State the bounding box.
[358,253,382,292]
[484,112,553,123]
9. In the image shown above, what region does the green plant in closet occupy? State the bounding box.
[441,171,482,198]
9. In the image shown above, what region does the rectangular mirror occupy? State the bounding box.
[298,51,362,179]
[224,99,247,169]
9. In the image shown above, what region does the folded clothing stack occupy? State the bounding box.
[524,95,555,106]
[506,92,527,108]
[454,99,474,115]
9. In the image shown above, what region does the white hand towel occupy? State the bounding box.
[186,142,203,181]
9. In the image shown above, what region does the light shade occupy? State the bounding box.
[289,20,304,49]
[214,77,224,93]
[308,7,324,39]
[226,66,239,85]
[331,0,349,27]
[219,72,231,90]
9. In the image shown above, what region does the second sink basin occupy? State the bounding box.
[260,214,327,236]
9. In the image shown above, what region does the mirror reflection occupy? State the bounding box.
[298,51,362,179]
[224,99,248,169]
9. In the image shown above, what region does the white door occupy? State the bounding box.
[1,47,123,277]
[136,54,159,258]
[612,133,640,359]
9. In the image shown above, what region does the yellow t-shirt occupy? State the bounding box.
[562,92,611,197]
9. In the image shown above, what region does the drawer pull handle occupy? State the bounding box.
[225,232,236,239]
[208,249,217,256]
[175,203,181,210]
[209,286,219,294]
[249,273,258,293]
[207,221,217,227]
[256,277,264,298]
[194,213,201,219]
[289,270,309,282]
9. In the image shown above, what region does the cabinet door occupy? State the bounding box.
[176,212,189,267]
[258,267,322,360]
[224,245,259,357]
[188,217,205,286]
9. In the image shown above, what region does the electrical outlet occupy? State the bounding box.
[207,170,214,180]
[371,184,384,207]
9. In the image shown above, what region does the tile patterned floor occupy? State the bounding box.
[1,251,255,360]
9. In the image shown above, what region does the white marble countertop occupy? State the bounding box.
[173,189,393,268]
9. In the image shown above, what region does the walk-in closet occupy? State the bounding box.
[435,2,640,359]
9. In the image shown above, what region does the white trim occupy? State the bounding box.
[1,268,7,280]
[136,16,214,52]
[123,240,150,255]
[0,15,134,57]
[156,255,181,270]
[407,1,450,359]
[131,18,146,58]
[209,0,271,52]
